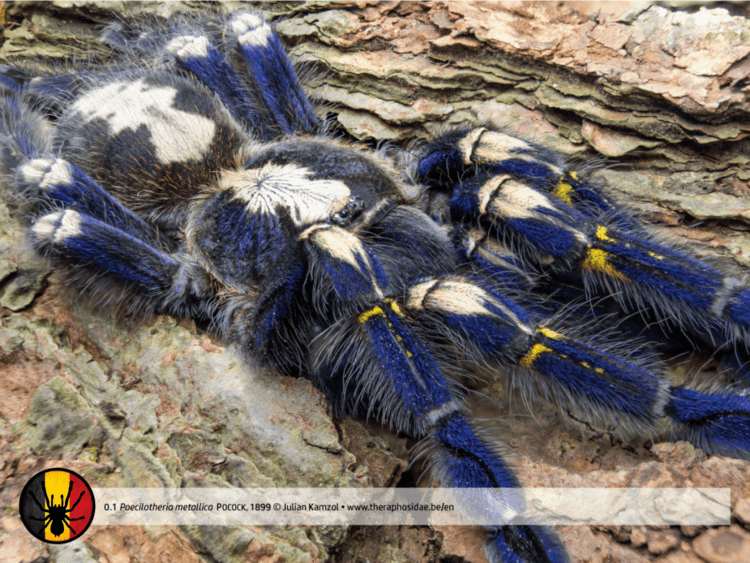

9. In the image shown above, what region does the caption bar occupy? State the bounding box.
[92,487,730,526]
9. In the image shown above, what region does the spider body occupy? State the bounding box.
[29,480,87,538]
[2,10,750,563]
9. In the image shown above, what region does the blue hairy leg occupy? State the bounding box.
[165,13,320,138]
[302,225,568,563]
[418,130,750,384]
[15,158,169,249]
[165,34,267,137]
[229,13,320,136]
[416,127,632,227]
[401,275,750,459]
[30,209,178,299]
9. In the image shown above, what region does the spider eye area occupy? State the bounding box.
[220,163,352,227]
[330,196,365,227]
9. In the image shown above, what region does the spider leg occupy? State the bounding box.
[416,127,565,188]
[62,480,73,508]
[28,515,53,530]
[453,223,707,360]
[227,13,320,136]
[0,65,25,93]
[62,517,78,536]
[29,203,217,319]
[0,90,52,171]
[42,480,50,510]
[165,32,267,137]
[403,276,668,428]
[431,412,568,563]
[300,223,390,304]
[226,247,308,374]
[162,13,319,139]
[15,157,170,249]
[667,387,750,459]
[417,127,634,229]
[31,209,179,297]
[302,224,567,563]
[0,63,99,127]
[454,223,746,399]
[418,129,750,381]
[67,487,86,513]
[401,275,750,458]
[342,300,567,563]
[450,225,539,292]
[28,489,47,513]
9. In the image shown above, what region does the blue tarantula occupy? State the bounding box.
[2,10,750,563]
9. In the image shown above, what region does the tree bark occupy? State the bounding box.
[1,2,749,563]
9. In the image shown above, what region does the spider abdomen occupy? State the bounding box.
[54,73,245,232]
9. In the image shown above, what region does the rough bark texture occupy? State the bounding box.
[1,2,750,563]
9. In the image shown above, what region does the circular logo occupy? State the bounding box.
[19,468,95,543]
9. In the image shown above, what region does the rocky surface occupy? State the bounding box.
[1,2,749,563]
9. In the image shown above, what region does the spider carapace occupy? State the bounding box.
[2,10,749,563]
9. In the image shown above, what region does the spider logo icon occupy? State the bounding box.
[19,468,95,543]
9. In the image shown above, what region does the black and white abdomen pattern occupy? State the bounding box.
[53,73,244,230]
